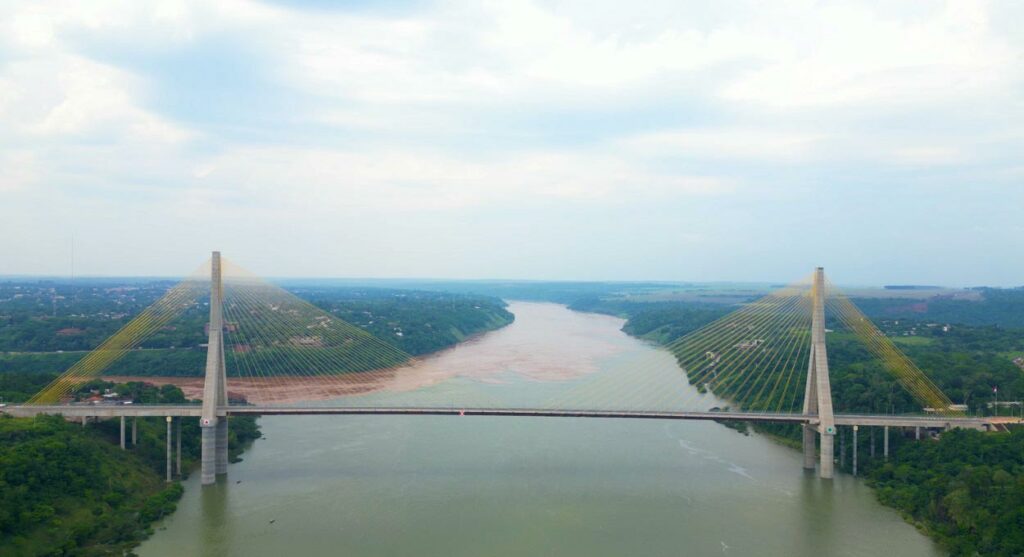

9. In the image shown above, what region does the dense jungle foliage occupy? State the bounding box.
[0,380,260,556]
[853,287,1024,328]
[865,429,1024,557]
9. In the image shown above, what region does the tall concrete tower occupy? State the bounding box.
[802,267,836,478]
[200,251,228,485]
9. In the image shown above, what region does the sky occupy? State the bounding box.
[0,0,1021,286]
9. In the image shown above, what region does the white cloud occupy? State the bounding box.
[621,129,825,161]
[21,55,192,143]
[722,2,1017,108]
[881,146,967,166]
[192,145,731,214]
[2,0,278,50]
[0,3,197,144]
[0,150,38,192]
[248,0,1022,112]
[0,0,1021,281]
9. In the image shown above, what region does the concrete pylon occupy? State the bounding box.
[166,416,173,483]
[200,251,228,485]
[802,267,836,479]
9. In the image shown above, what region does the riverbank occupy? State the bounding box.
[105,304,620,406]
[137,302,940,557]
[0,375,261,557]
[0,414,180,556]
[566,299,1024,556]
[0,411,260,556]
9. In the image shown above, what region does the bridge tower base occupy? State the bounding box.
[201,426,217,484]
[215,419,228,475]
[200,251,228,486]
[802,426,816,470]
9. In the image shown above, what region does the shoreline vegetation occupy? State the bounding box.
[0,379,261,557]
[4,280,1024,555]
[0,286,516,556]
[0,287,515,378]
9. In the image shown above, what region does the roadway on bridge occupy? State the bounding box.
[4,404,998,430]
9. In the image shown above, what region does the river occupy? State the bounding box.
[139,302,941,557]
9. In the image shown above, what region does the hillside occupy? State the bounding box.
[0,282,514,377]
[0,375,259,556]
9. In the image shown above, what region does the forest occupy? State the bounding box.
[0,377,260,556]
[866,429,1024,556]
[0,281,513,378]
[852,287,1024,328]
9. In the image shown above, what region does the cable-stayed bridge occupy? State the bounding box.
[3,253,1001,485]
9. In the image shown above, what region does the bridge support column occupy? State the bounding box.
[165,417,172,483]
[839,427,846,470]
[120,416,126,450]
[852,425,858,477]
[132,417,137,446]
[802,425,816,470]
[176,418,182,477]
[820,431,834,479]
[883,426,889,460]
[216,418,228,475]
[870,427,875,458]
[201,423,217,485]
[915,426,920,440]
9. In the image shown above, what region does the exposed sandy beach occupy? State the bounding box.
[105,302,629,405]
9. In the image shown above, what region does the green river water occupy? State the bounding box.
[139,302,941,557]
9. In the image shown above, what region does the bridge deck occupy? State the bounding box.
[3,405,997,429]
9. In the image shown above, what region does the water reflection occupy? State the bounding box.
[198,480,229,557]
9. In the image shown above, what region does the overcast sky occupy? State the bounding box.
[1,1,1021,285]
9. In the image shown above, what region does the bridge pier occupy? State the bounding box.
[883,426,889,460]
[839,427,846,469]
[176,417,182,476]
[201,422,217,484]
[870,427,875,458]
[820,431,834,479]
[802,425,816,469]
[132,417,137,446]
[852,425,858,476]
[216,418,228,475]
[120,416,126,450]
[165,416,172,483]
